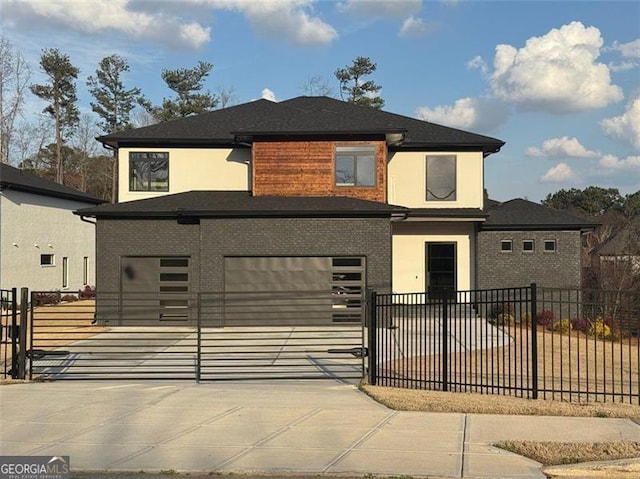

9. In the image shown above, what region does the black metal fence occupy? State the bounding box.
[27,290,364,381]
[1,288,25,379]
[368,285,640,404]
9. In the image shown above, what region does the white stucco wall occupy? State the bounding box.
[392,221,476,294]
[118,147,250,202]
[0,190,96,292]
[387,151,484,208]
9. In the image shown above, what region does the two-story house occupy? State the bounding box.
[77,96,509,325]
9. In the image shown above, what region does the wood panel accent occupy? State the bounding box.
[252,140,386,202]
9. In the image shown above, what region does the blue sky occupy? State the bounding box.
[3,0,639,202]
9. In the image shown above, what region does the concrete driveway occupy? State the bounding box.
[2,380,639,478]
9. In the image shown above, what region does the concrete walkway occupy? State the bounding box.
[1,380,638,478]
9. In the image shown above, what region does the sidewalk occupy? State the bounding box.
[1,380,638,478]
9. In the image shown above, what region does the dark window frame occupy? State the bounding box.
[335,145,377,187]
[40,254,55,266]
[426,155,457,201]
[129,152,169,192]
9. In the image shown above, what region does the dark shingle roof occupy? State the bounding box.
[99,96,504,155]
[408,208,487,219]
[75,190,407,218]
[0,163,103,204]
[482,198,597,230]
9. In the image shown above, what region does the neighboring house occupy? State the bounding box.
[74,96,586,324]
[0,163,103,292]
[592,216,640,290]
[477,199,597,290]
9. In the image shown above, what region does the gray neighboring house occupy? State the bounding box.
[592,216,640,290]
[477,199,597,290]
[0,163,104,292]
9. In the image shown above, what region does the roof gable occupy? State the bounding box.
[99,96,504,154]
[483,198,597,230]
[0,163,103,204]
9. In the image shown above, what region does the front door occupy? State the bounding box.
[426,242,456,299]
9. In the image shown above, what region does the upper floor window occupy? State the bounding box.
[544,240,557,252]
[426,155,456,201]
[335,146,376,187]
[523,240,535,253]
[129,152,169,191]
[501,240,513,253]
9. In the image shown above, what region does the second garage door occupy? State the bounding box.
[223,256,364,326]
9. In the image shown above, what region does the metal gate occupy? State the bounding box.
[1,288,23,379]
[28,290,365,381]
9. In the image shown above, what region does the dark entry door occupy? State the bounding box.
[426,243,456,299]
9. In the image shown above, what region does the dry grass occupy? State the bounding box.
[362,385,640,418]
[497,441,640,466]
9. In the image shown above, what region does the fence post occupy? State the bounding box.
[442,292,449,392]
[367,289,377,386]
[530,283,538,400]
[10,288,18,379]
[196,293,201,383]
[16,288,29,380]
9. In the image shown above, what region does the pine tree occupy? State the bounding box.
[30,48,79,184]
[87,54,148,134]
[335,56,384,109]
[151,61,218,121]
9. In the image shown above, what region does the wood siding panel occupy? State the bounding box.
[252,140,386,202]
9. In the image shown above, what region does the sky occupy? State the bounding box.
[2,0,639,203]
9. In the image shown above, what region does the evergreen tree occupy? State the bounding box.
[151,61,217,121]
[30,48,79,184]
[87,54,148,134]
[335,56,384,109]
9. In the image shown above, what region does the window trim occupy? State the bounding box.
[500,240,513,253]
[83,257,89,285]
[522,239,535,253]
[62,257,69,288]
[129,151,169,192]
[426,155,457,202]
[334,145,377,187]
[544,239,557,253]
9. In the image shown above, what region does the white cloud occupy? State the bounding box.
[467,55,488,76]
[490,21,624,113]
[601,97,640,149]
[338,0,422,18]
[526,136,600,158]
[261,88,277,102]
[398,16,433,38]
[541,163,579,182]
[3,0,339,49]
[3,0,211,49]
[610,39,640,58]
[415,97,509,133]
[598,154,640,170]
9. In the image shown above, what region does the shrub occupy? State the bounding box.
[571,317,590,333]
[35,291,61,306]
[78,285,96,300]
[522,312,532,326]
[61,294,78,302]
[497,313,515,326]
[553,318,572,334]
[536,310,554,329]
[589,317,613,340]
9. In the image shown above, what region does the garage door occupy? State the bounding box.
[222,256,364,326]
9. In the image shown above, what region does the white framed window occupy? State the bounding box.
[335,146,376,186]
[40,254,55,266]
[426,155,456,201]
[523,240,535,253]
[544,240,557,252]
[83,257,89,285]
[500,240,513,252]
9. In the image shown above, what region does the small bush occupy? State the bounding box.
[536,310,555,329]
[571,317,590,333]
[35,291,61,306]
[522,313,532,326]
[78,285,96,300]
[497,313,515,326]
[553,318,572,334]
[589,317,613,340]
[61,294,78,302]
